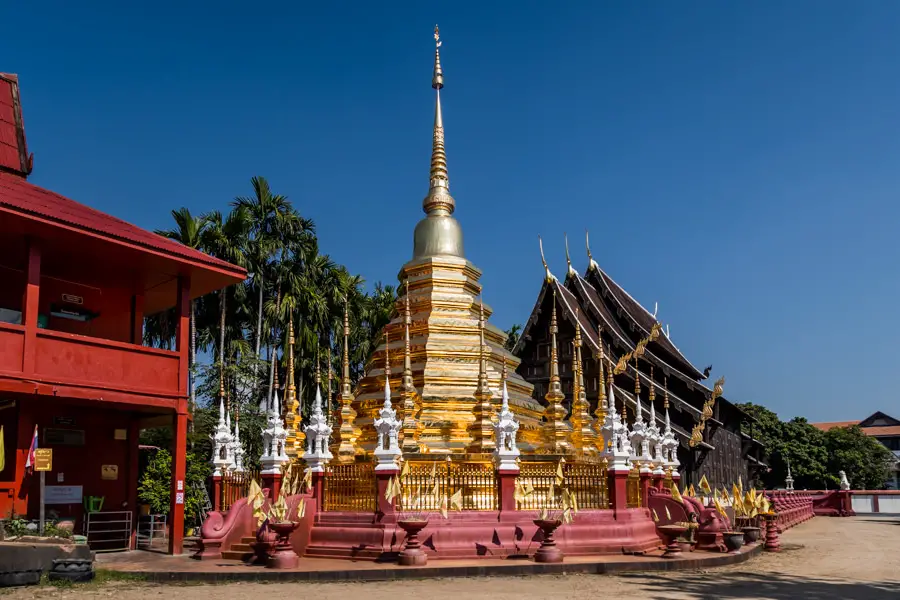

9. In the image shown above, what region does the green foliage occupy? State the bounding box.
[823,425,894,490]
[43,522,73,539]
[1,510,29,538]
[738,402,894,490]
[504,324,522,352]
[138,449,209,529]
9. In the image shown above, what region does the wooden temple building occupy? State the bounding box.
[0,73,245,554]
[513,239,766,489]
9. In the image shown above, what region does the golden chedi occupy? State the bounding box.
[352,26,543,454]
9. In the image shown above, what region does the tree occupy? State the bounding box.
[823,425,894,490]
[138,449,209,529]
[155,208,209,417]
[504,324,522,352]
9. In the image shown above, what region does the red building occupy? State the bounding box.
[0,73,245,554]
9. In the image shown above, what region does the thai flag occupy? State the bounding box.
[24,425,38,473]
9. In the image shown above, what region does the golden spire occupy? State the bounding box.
[634,356,641,398]
[423,24,454,217]
[592,340,609,451]
[284,313,303,456]
[400,283,421,452]
[338,299,362,461]
[663,376,669,410]
[585,230,599,271]
[570,310,597,456]
[542,290,573,454]
[468,297,496,453]
[648,366,656,404]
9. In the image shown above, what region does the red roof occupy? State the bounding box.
[0,170,245,276]
[810,420,860,431]
[810,421,900,437]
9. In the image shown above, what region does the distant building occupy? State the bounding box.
[811,412,900,489]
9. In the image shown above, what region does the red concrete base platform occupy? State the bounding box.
[97,543,762,583]
[307,508,661,560]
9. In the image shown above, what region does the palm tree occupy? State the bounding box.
[504,324,523,352]
[201,207,250,409]
[155,208,208,416]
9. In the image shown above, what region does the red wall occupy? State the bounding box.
[0,397,139,530]
[38,277,135,344]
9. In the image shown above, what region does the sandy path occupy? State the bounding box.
[5,516,899,600]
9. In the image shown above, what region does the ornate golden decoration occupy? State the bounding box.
[283,313,304,457]
[337,300,363,462]
[689,375,726,448]
[467,299,497,453]
[570,310,597,456]
[400,284,423,452]
[613,322,662,375]
[542,291,574,455]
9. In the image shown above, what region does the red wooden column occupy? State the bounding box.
[12,401,34,515]
[127,418,140,549]
[375,468,399,522]
[498,469,519,512]
[168,276,191,555]
[607,466,630,517]
[169,405,188,555]
[20,240,41,374]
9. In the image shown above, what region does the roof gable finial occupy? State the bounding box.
[564,233,577,279]
[586,230,599,271]
[538,235,555,282]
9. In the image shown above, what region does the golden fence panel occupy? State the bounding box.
[626,466,642,508]
[516,461,609,510]
[564,461,609,509]
[324,463,377,512]
[399,460,497,512]
[221,469,260,512]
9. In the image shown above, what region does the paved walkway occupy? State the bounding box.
[6,516,900,599]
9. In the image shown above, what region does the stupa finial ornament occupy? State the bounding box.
[542,290,573,454]
[785,457,794,492]
[570,311,597,456]
[646,367,665,476]
[538,236,556,282]
[413,24,465,259]
[283,313,304,456]
[374,331,402,470]
[494,360,520,471]
[260,387,290,474]
[468,297,497,453]
[303,383,334,473]
[337,300,362,461]
[400,283,421,452]
[630,358,652,472]
[592,340,608,450]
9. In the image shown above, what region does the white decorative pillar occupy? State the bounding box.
[231,417,245,473]
[600,382,631,472]
[374,378,402,471]
[493,379,520,470]
[303,385,334,473]
[260,389,290,475]
[210,398,233,477]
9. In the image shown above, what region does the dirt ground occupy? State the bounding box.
[4,515,899,600]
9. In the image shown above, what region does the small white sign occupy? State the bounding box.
[45,485,83,505]
[177,480,183,491]
[175,492,184,505]
[57,472,64,483]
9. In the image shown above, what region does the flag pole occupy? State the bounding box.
[39,470,45,536]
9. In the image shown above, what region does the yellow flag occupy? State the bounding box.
[401,461,409,478]
[0,425,5,473]
[449,489,463,512]
[698,475,711,495]
[556,461,565,484]
[687,484,696,497]
[671,484,684,504]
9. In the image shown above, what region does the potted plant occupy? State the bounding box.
[514,461,578,564]
[384,462,462,566]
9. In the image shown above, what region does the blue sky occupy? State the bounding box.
[3,2,899,422]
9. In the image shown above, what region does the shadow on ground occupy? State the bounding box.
[617,571,900,600]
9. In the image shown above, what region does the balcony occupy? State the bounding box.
[0,321,181,405]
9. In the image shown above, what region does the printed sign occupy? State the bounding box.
[45,485,83,505]
[175,492,184,505]
[114,429,127,440]
[34,448,52,472]
[61,294,83,305]
[53,416,76,427]
[177,480,183,491]
[101,465,118,480]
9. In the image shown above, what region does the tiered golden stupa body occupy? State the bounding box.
[352,27,544,454]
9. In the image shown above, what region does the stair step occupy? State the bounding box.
[221,551,253,561]
[231,544,252,552]
[241,537,257,544]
